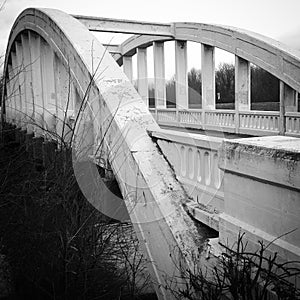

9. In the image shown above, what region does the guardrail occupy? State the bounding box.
[150,108,300,136]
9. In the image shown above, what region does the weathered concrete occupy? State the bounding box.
[150,128,224,231]
[4,8,300,298]
[73,15,174,36]
[3,8,201,300]
[201,44,215,110]
[219,136,300,265]
[175,40,188,109]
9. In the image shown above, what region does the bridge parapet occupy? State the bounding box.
[149,128,224,231]
[219,136,300,273]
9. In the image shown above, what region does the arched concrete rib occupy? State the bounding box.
[3,8,200,299]
[117,22,300,93]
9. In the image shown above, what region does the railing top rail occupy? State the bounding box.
[156,108,177,112]
[285,112,300,117]
[179,109,203,113]
[205,109,235,113]
[239,110,280,116]
[149,128,223,151]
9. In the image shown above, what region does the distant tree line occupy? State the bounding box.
[148,63,280,111]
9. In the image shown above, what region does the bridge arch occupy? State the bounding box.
[2,8,201,299]
[117,22,300,92]
[103,22,300,137]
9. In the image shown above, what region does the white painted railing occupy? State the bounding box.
[179,109,202,126]
[150,108,300,136]
[205,110,235,131]
[239,111,280,135]
[285,112,300,137]
[156,108,177,124]
[150,128,224,230]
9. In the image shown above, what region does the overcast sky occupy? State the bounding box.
[1,0,300,76]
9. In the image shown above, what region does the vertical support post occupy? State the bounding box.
[175,40,188,109]
[53,54,74,140]
[6,64,16,123]
[137,47,148,106]
[21,33,34,133]
[11,51,22,127]
[15,41,27,128]
[154,42,166,109]
[5,67,11,123]
[40,39,56,134]
[123,56,133,82]
[201,44,215,128]
[279,81,297,135]
[201,44,215,110]
[29,32,43,136]
[235,56,250,133]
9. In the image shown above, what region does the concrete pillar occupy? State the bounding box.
[235,56,250,132]
[137,47,148,106]
[53,54,74,140]
[235,56,250,111]
[6,64,16,123]
[279,81,297,135]
[16,41,28,128]
[175,40,188,109]
[5,76,11,123]
[9,62,18,124]
[40,39,56,133]
[21,33,34,132]
[123,56,133,82]
[11,51,22,127]
[28,32,43,136]
[201,44,215,110]
[153,42,166,108]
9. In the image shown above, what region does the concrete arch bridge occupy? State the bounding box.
[1,8,300,299]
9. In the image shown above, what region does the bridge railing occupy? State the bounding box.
[149,108,287,136]
[285,111,300,136]
[149,128,224,231]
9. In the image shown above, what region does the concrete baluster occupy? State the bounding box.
[180,145,186,177]
[204,151,211,186]
[188,147,194,180]
[196,149,202,183]
[153,42,166,109]
[137,47,148,106]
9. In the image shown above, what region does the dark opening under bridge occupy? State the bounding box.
[1,8,300,299]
